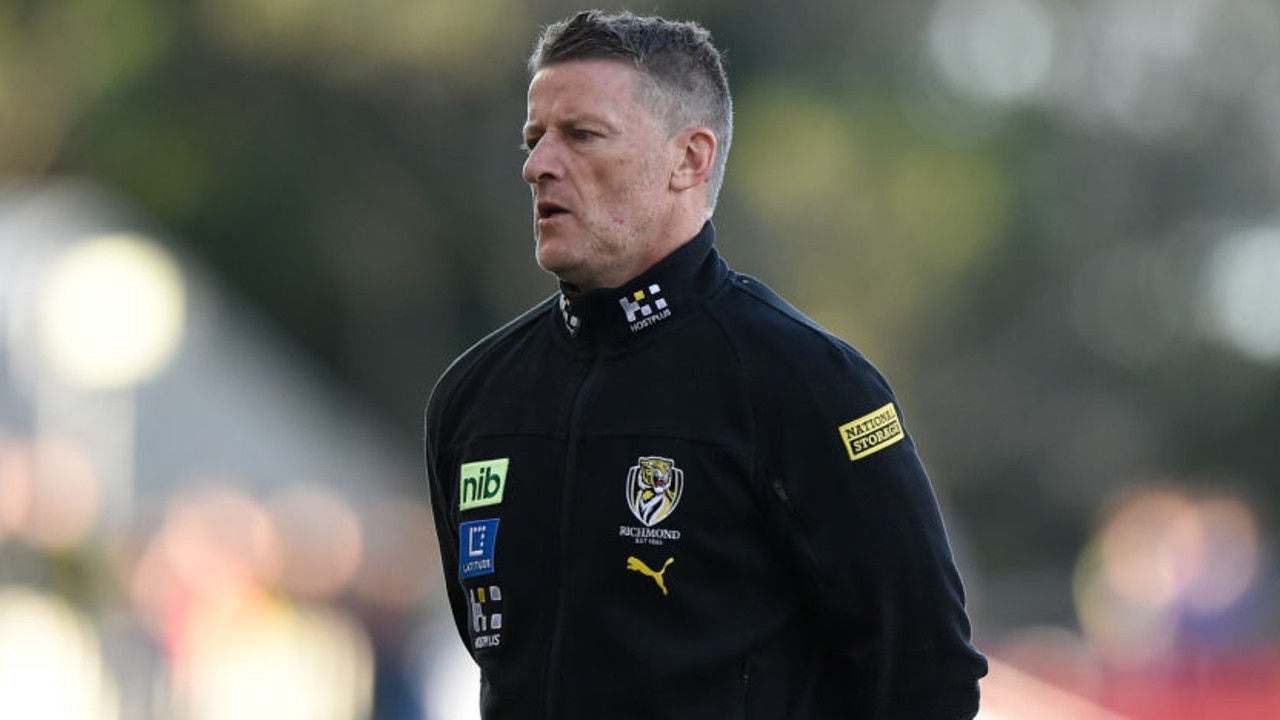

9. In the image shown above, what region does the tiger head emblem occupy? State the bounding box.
[626,456,684,527]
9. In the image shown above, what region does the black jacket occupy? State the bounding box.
[425,223,987,719]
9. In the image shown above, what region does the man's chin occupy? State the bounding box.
[535,246,581,284]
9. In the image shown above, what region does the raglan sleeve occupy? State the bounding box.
[758,342,987,718]
[424,377,475,659]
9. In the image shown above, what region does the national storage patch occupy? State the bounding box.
[839,403,905,461]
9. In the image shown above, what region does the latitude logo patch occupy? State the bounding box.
[459,458,508,511]
[459,518,499,579]
[619,284,672,332]
[626,456,684,527]
[839,403,905,461]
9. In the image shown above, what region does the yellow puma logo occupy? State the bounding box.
[626,556,674,596]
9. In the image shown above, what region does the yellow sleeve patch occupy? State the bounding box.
[839,403,905,461]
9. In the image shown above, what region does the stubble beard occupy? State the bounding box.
[535,218,637,290]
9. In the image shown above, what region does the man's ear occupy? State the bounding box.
[670,127,717,192]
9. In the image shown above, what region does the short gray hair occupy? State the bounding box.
[529,10,734,215]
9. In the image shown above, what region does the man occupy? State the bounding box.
[425,10,987,719]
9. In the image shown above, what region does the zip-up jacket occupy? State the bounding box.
[425,222,987,719]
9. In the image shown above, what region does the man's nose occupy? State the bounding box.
[522,135,563,184]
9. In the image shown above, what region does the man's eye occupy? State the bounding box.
[521,137,539,152]
[571,129,597,141]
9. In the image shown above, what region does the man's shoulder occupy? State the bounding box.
[709,272,891,393]
[715,273,860,358]
[457,293,557,359]
[712,273,901,444]
[429,294,558,406]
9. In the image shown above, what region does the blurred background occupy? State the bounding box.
[1,0,1279,718]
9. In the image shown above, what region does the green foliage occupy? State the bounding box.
[734,84,1007,363]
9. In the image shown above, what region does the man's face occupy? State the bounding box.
[522,60,678,290]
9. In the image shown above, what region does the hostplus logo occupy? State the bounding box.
[470,584,503,650]
[619,284,672,333]
[559,295,581,337]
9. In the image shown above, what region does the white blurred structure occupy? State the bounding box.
[0,181,446,720]
[1,183,415,504]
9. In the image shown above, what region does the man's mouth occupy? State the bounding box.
[537,201,570,220]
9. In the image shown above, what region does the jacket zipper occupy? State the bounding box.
[542,353,601,719]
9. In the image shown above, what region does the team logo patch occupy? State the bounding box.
[460,518,499,579]
[626,556,675,596]
[626,456,684,527]
[469,584,504,649]
[839,403,905,461]
[459,458,508,511]
[619,284,672,332]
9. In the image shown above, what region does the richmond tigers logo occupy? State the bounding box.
[626,456,684,527]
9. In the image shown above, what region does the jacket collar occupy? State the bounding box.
[555,221,727,351]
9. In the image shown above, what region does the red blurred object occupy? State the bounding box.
[1093,649,1280,720]
[982,649,1280,720]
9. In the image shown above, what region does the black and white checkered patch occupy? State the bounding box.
[559,294,581,337]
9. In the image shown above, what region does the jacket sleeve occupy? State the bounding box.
[424,379,476,660]
[756,342,987,718]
